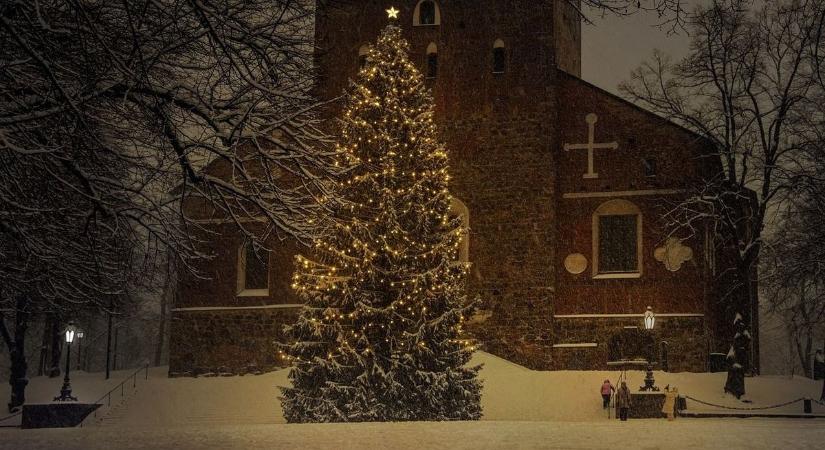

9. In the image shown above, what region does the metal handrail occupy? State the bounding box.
[79,362,150,428]
[0,410,22,427]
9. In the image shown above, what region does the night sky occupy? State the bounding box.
[582,5,693,95]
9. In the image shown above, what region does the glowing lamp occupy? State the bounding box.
[644,306,655,330]
[64,322,77,344]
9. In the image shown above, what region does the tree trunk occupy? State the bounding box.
[795,329,813,377]
[821,338,825,402]
[37,317,51,377]
[47,318,61,378]
[106,308,113,379]
[155,262,171,367]
[2,296,30,413]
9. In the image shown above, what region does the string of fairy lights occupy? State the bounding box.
[281,23,477,366]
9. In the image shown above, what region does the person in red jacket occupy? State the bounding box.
[600,379,615,409]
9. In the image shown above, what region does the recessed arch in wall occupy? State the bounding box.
[493,39,506,74]
[413,0,441,26]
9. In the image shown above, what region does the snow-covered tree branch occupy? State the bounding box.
[0,0,338,411]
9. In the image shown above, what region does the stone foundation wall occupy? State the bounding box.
[552,316,708,372]
[627,393,668,419]
[168,307,299,376]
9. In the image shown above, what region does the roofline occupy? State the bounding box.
[556,69,715,149]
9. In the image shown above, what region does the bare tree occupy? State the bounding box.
[620,0,824,374]
[0,0,338,411]
[575,0,691,31]
[763,187,825,378]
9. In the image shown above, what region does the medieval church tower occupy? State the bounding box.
[168,1,758,376]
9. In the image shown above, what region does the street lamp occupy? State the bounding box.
[54,322,78,402]
[644,306,655,330]
[76,329,85,371]
[640,307,660,391]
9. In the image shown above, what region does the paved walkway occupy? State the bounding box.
[2,419,824,450]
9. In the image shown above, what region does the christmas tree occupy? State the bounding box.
[279,23,482,423]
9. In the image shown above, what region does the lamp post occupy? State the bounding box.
[54,322,78,402]
[75,329,85,371]
[640,307,660,392]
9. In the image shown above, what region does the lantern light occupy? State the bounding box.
[644,306,655,330]
[64,322,77,344]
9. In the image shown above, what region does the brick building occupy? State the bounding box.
[168,0,757,376]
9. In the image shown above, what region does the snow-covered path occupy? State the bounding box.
[89,352,825,427]
[2,351,823,449]
[4,352,824,429]
[2,419,824,450]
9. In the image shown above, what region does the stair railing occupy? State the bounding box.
[79,362,150,428]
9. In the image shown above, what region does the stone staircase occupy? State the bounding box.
[84,367,287,428]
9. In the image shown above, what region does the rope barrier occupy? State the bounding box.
[683,395,805,411]
[812,398,825,407]
[0,411,22,425]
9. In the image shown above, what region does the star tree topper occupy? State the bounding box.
[386,6,400,20]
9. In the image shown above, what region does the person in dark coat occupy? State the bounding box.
[600,379,615,409]
[616,381,632,421]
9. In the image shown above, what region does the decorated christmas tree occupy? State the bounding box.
[279,22,482,423]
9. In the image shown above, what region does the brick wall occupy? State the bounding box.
[314,0,563,370]
[169,307,298,376]
[168,1,733,375]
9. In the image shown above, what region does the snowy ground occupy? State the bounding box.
[3,419,825,449]
[1,352,823,448]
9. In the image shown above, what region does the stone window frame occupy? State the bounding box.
[413,0,441,27]
[450,197,470,263]
[492,39,506,74]
[237,241,270,297]
[358,44,370,70]
[592,199,643,279]
[425,42,438,79]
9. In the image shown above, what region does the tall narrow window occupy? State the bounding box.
[592,199,643,278]
[493,39,506,74]
[426,42,438,79]
[643,157,657,177]
[358,45,369,70]
[414,1,440,26]
[599,216,638,272]
[450,197,470,263]
[237,242,269,296]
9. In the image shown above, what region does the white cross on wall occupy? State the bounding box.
[564,113,619,179]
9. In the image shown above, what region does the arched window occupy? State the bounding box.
[493,39,506,74]
[426,42,438,79]
[237,241,270,296]
[592,199,642,278]
[643,157,657,177]
[414,0,441,26]
[450,197,470,263]
[358,45,370,70]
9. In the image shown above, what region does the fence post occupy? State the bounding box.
[804,398,812,414]
[677,395,687,411]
